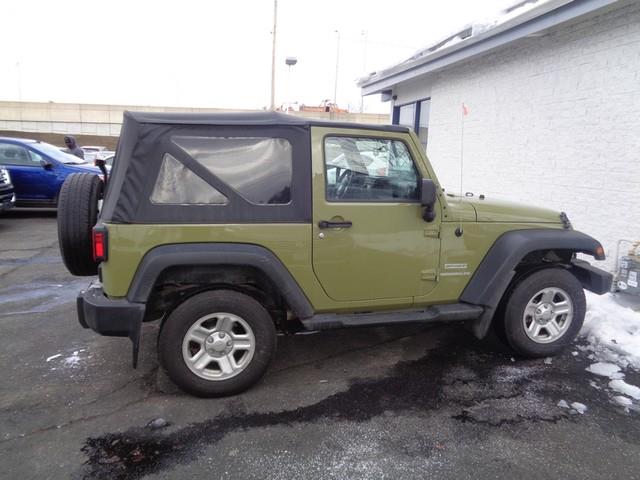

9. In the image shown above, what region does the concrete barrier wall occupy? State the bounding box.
[0,101,389,140]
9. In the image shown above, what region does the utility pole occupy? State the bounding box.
[270,0,278,110]
[333,30,340,107]
[360,30,368,113]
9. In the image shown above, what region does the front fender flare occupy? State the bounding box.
[461,229,607,339]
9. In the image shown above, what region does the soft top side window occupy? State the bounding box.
[172,136,293,205]
[150,153,228,205]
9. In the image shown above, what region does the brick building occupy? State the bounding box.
[359,0,640,269]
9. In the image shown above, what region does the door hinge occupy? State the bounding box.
[421,269,438,281]
[423,228,440,239]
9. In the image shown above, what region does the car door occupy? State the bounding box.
[0,142,51,202]
[311,127,441,303]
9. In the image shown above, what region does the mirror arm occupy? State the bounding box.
[422,205,436,222]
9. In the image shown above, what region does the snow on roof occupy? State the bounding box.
[358,0,561,88]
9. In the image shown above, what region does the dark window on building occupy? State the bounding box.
[398,104,416,129]
[392,97,430,149]
[324,136,419,202]
[417,99,430,149]
[172,136,293,205]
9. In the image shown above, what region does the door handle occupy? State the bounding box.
[318,220,352,229]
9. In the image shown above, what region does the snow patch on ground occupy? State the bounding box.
[570,402,588,415]
[557,399,588,415]
[609,380,640,400]
[47,348,88,370]
[585,362,624,379]
[64,351,82,368]
[581,292,640,369]
[613,396,633,407]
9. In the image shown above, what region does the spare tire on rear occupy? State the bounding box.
[57,173,103,276]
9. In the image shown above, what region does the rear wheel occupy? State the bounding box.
[158,290,277,397]
[502,268,585,357]
[57,173,103,276]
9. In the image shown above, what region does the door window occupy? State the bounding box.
[0,143,40,166]
[324,137,419,202]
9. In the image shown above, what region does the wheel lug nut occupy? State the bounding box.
[206,338,213,343]
[227,341,232,346]
[218,332,225,338]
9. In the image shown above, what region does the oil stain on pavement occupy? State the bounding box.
[77,334,640,480]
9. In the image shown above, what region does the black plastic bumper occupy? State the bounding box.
[77,284,145,367]
[0,189,15,211]
[569,259,613,295]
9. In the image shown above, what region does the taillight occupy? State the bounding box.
[92,226,108,262]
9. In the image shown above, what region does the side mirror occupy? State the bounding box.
[40,159,53,170]
[420,178,437,222]
[94,158,108,188]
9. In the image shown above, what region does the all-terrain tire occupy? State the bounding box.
[158,290,277,397]
[57,173,103,276]
[502,268,585,358]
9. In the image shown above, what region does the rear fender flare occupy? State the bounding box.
[127,243,314,319]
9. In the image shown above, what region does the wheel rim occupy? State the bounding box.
[182,312,255,381]
[522,287,573,344]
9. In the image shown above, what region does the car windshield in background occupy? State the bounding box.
[32,142,87,164]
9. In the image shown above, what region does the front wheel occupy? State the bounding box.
[158,290,276,397]
[502,268,585,357]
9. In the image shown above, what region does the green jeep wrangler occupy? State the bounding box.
[57,111,612,397]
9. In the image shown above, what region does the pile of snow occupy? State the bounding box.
[581,292,640,369]
[581,292,640,410]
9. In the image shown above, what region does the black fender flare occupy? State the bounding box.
[126,243,315,319]
[461,229,608,339]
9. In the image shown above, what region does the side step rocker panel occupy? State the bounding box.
[301,303,484,331]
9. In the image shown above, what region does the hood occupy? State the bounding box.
[463,195,563,224]
[443,195,477,222]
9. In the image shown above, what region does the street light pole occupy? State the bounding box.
[285,57,297,113]
[270,0,278,110]
[333,30,340,107]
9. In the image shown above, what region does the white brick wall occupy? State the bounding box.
[397,3,640,270]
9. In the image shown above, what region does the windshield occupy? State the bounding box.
[31,141,88,164]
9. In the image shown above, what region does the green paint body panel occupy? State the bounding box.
[100,126,566,315]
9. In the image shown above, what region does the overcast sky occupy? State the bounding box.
[1,0,515,113]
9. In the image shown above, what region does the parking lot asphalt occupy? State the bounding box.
[1,210,639,480]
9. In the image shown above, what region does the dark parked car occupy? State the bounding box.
[0,137,101,207]
[0,166,16,211]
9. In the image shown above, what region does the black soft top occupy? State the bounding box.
[124,110,408,132]
[100,111,406,224]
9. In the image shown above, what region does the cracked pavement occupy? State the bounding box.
[1,210,639,480]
